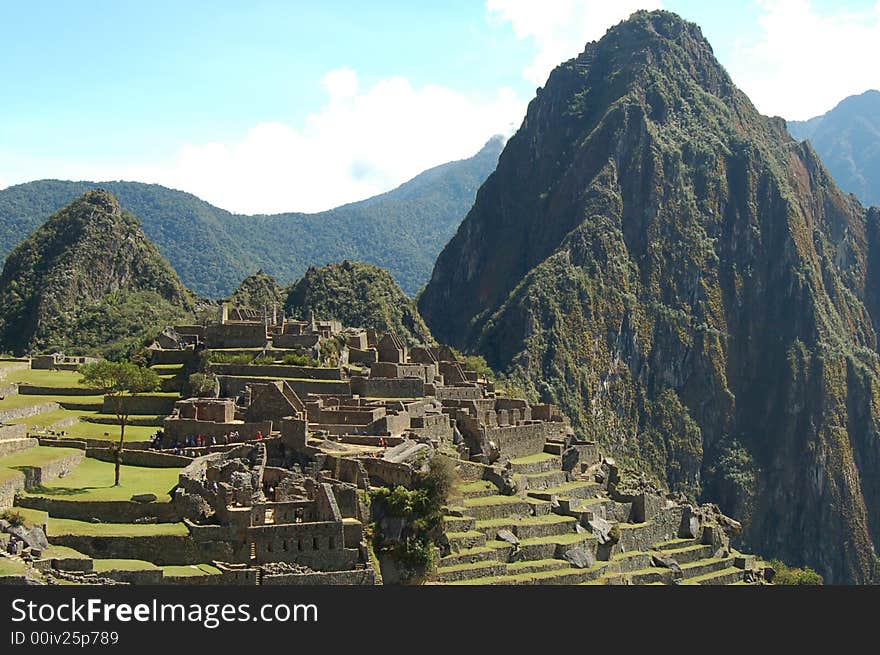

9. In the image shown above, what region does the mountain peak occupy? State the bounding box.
[419,11,878,583]
[0,190,192,355]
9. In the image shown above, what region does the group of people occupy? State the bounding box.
[150,428,268,454]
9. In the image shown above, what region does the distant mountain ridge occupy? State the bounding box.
[788,90,880,207]
[0,136,504,298]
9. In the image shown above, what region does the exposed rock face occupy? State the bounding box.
[285,260,434,346]
[419,10,880,583]
[0,189,193,356]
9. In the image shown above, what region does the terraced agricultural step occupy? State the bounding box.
[681,558,734,580]
[543,442,565,456]
[489,531,597,562]
[0,437,39,457]
[475,514,578,540]
[508,452,562,474]
[604,567,674,585]
[445,562,609,585]
[528,480,603,501]
[453,480,499,499]
[609,551,654,573]
[460,495,537,520]
[505,559,569,575]
[445,530,487,550]
[656,543,715,565]
[439,546,500,568]
[682,567,745,585]
[514,470,568,491]
[442,515,476,533]
[435,560,507,583]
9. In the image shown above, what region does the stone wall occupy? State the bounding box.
[16,496,181,523]
[49,533,234,565]
[163,418,272,442]
[0,471,25,510]
[0,423,28,443]
[15,451,84,489]
[361,458,415,488]
[262,567,378,585]
[206,323,267,348]
[431,385,483,401]
[101,395,178,416]
[272,333,320,349]
[149,349,198,366]
[219,376,350,399]
[350,377,424,399]
[85,448,190,468]
[0,437,38,457]
[249,521,357,570]
[211,363,342,380]
[0,402,60,422]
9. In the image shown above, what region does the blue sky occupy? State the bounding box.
[1,1,879,213]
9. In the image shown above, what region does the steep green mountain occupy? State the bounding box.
[788,90,880,207]
[0,137,503,298]
[285,261,433,346]
[227,269,285,310]
[0,189,194,358]
[419,10,880,583]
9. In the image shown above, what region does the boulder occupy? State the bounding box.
[588,517,613,544]
[496,529,519,546]
[563,546,595,569]
[561,447,579,473]
[680,505,701,539]
[131,493,157,504]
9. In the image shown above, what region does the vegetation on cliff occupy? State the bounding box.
[0,189,194,357]
[0,137,503,297]
[227,269,285,310]
[285,261,434,346]
[419,10,880,583]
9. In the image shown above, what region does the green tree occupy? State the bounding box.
[79,360,160,486]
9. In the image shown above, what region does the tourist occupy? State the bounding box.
[256,430,263,440]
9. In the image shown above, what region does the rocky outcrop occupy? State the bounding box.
[419,10,880,583]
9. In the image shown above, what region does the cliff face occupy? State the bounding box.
[419,10,880,583]
[0,189,193,357]
[285,261,434,346]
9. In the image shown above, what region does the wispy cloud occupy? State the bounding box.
[487,0,663,86]
[3,70,526,214]
[729,0,880,119]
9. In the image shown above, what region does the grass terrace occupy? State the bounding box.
[1,369,86,387]
[0,445,82,472]
[0,557,28,576]
[48,518,188,537]
[0,394,103,411]
[162,564,221,577]
[25,457,180,502]
[92,559,160,573]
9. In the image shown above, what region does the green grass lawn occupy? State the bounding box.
[0,557,29,576]
[26,457,180,502]
[9,407,93,429]
[11,507,49,526]
[93,559,159,572]
[162,564,221,577]
[2,369,87,388]
[38,545,89,560]
[9,408,160,441]
[48,518,188,537]
[0,445,81,471]
[0,394,105,411]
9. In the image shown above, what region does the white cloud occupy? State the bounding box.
[729,0,880,120]
[487,0,663,86]
[2,71,525,214]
